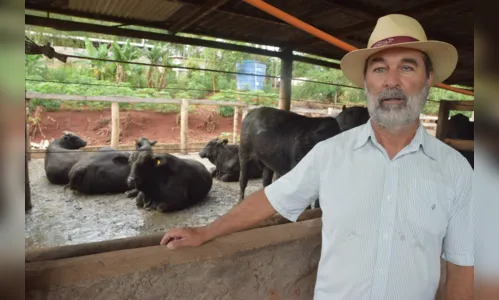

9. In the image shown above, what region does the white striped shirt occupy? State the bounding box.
[264,120,474,300]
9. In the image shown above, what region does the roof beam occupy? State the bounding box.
[25,14,341,70]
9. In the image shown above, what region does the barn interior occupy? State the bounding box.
[24,1,474,299]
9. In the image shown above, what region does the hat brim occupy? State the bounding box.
[340,40,458,88]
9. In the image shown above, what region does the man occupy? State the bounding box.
[160,14,474,300]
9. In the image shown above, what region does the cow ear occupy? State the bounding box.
[112,155,129,165]
[218,138,228,145]
[150,140,157,146]
[342,105,346,111]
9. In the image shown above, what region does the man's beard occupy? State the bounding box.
[365,82,430,129]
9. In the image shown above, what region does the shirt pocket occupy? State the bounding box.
[399,178,450,239]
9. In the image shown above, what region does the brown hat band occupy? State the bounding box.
[371,36,420,48]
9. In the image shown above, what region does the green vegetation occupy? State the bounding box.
[25,25,473,118]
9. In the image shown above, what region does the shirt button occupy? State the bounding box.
[387,195,391,200]
[383,233,389,239]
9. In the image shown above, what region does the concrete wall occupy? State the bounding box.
[25,216,448,299]
[26,219,322,300]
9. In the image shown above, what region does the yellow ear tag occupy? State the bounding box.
[156,159,161,165]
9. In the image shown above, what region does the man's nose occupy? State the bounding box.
[383,69,402,88]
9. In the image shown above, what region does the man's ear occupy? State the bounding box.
[427,71,435,87]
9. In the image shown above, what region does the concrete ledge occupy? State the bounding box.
[26,218,322,300]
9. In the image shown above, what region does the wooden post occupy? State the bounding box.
[25,98,32,211]
[279,48,293,111]
[180,99,189,154]
[435,101,449,140]
[111,102,120,148]
[26,98,31,161]
[233,106,239,144]
[242,106,249,120]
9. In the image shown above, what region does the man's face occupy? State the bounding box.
[364,47,433,129]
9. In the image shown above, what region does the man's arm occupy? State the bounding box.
[161,141,326,249]
[441,155,474,299]
[161,188,276,249]
[444,262,474,300]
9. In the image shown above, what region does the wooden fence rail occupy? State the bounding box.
[25,92,442,154]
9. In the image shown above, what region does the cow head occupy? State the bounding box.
[199,138,228,161]
[135,137,157,150]
[59,131,87,149]
[126,151,168,188]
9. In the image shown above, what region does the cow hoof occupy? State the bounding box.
[156,206,167,213]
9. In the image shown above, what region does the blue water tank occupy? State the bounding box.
[236,60,267,91]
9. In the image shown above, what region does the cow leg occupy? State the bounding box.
[221,173,238,182]
[135,191,146,208]
[262,167,274,187]
[209,167,217,178]
[157,188,188,213]
[239,155,250,201]
[65,165,84,191]
[125,188,140,198]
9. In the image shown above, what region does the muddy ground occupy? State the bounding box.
[25,153,263,251]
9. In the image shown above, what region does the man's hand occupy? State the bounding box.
[160,227,210,249]
[158,188,278,250]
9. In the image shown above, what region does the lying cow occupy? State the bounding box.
[239,107,342,207]
[65,149,131,194]
[127,150,213,212]
[335,105,370,132]
[44,131,87,185]
[199,137,263,182]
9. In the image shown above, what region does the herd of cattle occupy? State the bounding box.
[41,105,474,213]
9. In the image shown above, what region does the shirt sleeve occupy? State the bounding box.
[263,141,324,222]
[441,157,474,266]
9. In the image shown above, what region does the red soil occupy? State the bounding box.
[28,106,242,147]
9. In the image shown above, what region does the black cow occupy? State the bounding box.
[44,131,87,185]
[444,113,474,168]
[335,105,370,132]
[238,107,342,207]
[65,149,131,194]
[199,137,263,182]
[127,150,213,213]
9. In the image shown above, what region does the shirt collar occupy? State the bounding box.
[353,119,437,160]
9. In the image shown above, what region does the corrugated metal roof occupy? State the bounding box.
[68,0,184,22]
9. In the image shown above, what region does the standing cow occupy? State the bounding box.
[238,107,342,207]
[44,131,87,185]
[199,137,263,182]
[127,150,213,213]
[335,105,370,132]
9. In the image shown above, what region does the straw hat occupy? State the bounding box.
[340,14,458,88]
